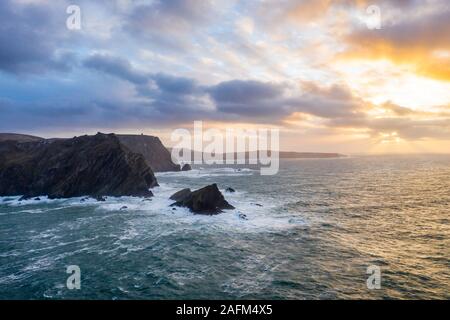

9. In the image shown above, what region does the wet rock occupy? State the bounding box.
[181,164,192,171]
[120,206,128,211]
[226,187,235,193]
[169,188,192,202]
[238,213,248,220]
[34,197,41,201]
[0,133,157,199]
[171,184,234,215]
[96,196,106,202]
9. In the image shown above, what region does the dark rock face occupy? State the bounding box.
[181,164,192,171]
[0,133,157,199]
[171,184,235,215]
[117,134,180,172]
[169,188,192,201]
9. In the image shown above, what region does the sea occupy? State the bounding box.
[0,155,449,299]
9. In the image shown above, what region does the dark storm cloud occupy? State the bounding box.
[83,54,148,85]
[83,54,207,120]
[286,84,363,119]
[153,73,202,96]
[0,0,74,75]
[208,80,363,120]
[82,54,365,122]
[81,53,213,122]
[209,80,284,104]
[83,54,202,94]
[207,80,292,119]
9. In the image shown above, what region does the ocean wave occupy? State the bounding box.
[156,167,256,178]
[93,183,304,234]
[0,180,302,237]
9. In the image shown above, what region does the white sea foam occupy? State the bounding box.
[92,182,304,233]
[0,167,303,233]
[156,167,256,179]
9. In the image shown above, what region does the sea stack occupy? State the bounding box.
[171,184,235,215]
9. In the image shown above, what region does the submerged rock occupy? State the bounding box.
[171,184,235,215]
[169,188,192,201]
[226,187,235,193]
[0,133,157,199]
[238,213,248,220]
[120,206,128,211]
[95,196,106,202]
[181,164,192,171]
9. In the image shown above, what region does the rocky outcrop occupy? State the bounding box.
[0,133,157,199]
[171,184,235,215]
[181,164,192,171]
[117,134,180,172]
[169,188,192,201]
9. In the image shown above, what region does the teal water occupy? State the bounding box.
[0,155,449,299]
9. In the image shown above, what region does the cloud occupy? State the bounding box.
[343,5,450,81]
[209,80,283,104]
[123,0,217,51]
[79,55,398,128]
[0,0,76,75]
[3,51,370,129]
[152,73,202,96]
[329,111,450,140]
[0,0,449,151]
[84,54,148,85]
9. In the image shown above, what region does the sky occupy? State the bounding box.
[0,0,449,153]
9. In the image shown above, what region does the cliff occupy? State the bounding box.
[117,134,181,172]
[0,133,44,143]
[0,133,157,199]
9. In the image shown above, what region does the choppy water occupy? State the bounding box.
[0,155,449,299]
